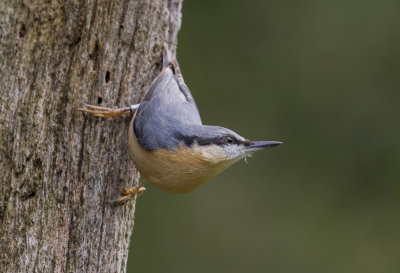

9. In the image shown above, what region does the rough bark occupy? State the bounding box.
[0,0,182,272]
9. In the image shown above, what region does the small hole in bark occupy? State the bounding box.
[89,40,100,60]
[72,36,81,46]
[105,71,110,83]
[22,188,37,200]
[97,97,103,104]
[34,158,42,168]
[19,24,26,38]
[28,191,36,198]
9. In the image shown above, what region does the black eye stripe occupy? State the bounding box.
[222,135,241,145]
[174,132,243,147]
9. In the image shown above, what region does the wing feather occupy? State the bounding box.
[134,60,202,150]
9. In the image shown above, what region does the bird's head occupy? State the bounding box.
[175,125,282,166]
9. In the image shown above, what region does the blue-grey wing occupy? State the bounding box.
[133,63,202,151]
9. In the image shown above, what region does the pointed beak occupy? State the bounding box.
[245,141,282,151]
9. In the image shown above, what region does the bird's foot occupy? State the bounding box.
[113,183,146,203]
[77,104,132,118]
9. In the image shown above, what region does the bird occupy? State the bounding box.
[79,47,281,202]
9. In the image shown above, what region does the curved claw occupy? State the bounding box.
[112,185,146,204]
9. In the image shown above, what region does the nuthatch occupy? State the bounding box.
[79,48,281,202]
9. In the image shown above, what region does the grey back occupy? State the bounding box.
[133,67,202,150]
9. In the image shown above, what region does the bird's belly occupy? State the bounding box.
[128,118,235,193]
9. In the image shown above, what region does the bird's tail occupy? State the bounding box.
[163,45,182,76]
[162,46,173,67]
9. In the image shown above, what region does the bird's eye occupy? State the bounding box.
[226,136,233,144]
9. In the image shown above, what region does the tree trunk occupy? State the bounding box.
[0,1,182,272]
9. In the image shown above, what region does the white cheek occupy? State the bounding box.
[222,145,247,160]
[193,144,248,163]
[201,146,226,161]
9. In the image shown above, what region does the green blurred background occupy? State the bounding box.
[128,1,400,272]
